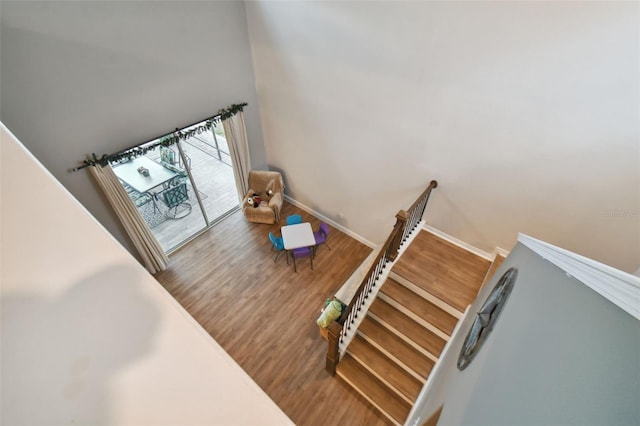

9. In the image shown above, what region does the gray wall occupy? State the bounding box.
[3,1,638,272]
[413,243,640,425]
[0,1,264,257]
[246,1,640,272]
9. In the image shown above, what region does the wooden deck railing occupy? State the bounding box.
[325,180,438,374]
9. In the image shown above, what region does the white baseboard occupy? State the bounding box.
[493,247,511,258]
[405,305,472,426]
[422,224,493,261]
[283,195,506,263]
[283,195,375,249]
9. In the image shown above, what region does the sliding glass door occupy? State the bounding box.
[111,118,239,253]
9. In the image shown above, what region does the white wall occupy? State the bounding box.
[1,124,293,425]
[0,0,264,258]
[246,1,640,272]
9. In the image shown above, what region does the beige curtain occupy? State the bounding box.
[222,110,251,202]
[89,163,169,274]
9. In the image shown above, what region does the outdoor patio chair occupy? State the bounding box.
[162,182,192,219]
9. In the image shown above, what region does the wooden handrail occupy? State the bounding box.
[325,180,438,374]
[407,180,438,214]
[388,210,408,262]
[325,222,401,373]
[399,180,438,248]
[339,220,402,324]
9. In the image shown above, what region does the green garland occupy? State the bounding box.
[106,119,217,165]
[218,102,248,121]
[77,102,247,169]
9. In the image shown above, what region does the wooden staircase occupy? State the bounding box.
[335,230,499,425]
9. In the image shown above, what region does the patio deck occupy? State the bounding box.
[141,133,239,252]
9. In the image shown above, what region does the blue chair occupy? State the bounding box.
[291,246,313,272]
[269,232,285,263]
[313,222,331,255]
[286,214,303,225]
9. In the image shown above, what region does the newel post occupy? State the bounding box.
[388,210,408,262]
[325,321,342,375]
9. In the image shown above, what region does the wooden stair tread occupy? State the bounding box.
[359,316,435,379]
[348,335,423,402]
[392,230,491,312]
[369,298,447,358]
[380,278,457,336]
[337,353,411,425]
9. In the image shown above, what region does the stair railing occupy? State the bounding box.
[325,180,438,374]
[401,179,438,247]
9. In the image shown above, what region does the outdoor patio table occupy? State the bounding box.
[113,156,178,194]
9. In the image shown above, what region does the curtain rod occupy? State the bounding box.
[70,102,247,172]
[109,112,222,160]
[70,113,220,172]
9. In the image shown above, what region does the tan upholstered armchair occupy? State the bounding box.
[243,170,284,224]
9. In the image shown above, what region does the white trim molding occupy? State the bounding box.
[518,234,640,320]
[423,224,493,261]
[283,194,375,248]
[405,305,472,426]
[493,246,511,258]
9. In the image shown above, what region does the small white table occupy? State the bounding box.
[281,222,315,272]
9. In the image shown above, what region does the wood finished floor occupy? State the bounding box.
[392,231,491,312]
[154,203,396,426]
